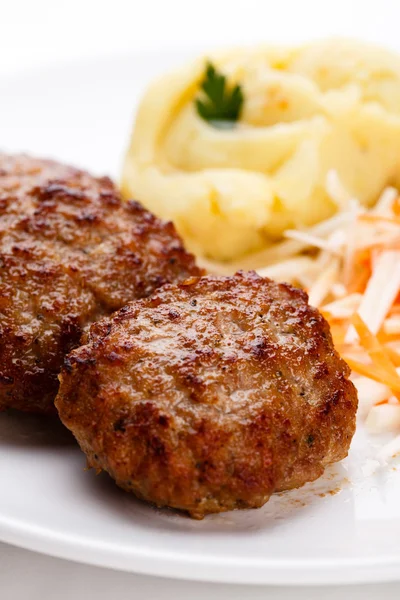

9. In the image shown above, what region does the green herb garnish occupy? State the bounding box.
[195,62,244,127]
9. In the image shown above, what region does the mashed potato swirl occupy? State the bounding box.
[122,39,400,261]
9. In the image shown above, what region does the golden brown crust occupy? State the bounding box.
[56,271,358,518]
[0,154,202,414]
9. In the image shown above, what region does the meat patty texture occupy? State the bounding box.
[0,153,201,414]
[56,271,358,518]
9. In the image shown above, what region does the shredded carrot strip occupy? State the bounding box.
[375,399,390,406]
[326,323,349,347]
[344,357,400,392]
[393,198,400,216]
[351,314,400,400]
[358,214,400,226]
[352,314,395,370]
[345,249,371,294]
[378,331,398,343]
[384,346,400,368]
[335,343,364,356]
[347,267,370,294]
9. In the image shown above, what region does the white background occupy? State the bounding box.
[1,0,400,75]
[1,0,400,598]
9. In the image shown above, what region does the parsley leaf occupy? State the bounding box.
[195,62,244,127]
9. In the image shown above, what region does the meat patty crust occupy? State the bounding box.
[56,271,358,518]
[0,153,202,414]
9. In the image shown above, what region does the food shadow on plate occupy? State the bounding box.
[0,408,353,533]
[80,459,351,534]
[0,410,76,448]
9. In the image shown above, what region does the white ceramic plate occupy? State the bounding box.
[1,52,400,586]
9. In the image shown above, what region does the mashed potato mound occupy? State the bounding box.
[122,39,400,262]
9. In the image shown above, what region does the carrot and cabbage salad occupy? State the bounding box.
[304,176,400,439]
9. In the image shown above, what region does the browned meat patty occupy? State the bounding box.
[55,271,358,518]
[0,153,202,414]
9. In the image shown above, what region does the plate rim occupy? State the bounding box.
[1,511,400,585]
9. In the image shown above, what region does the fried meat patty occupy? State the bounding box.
[56,271,358,518]
[0,154,201,414]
